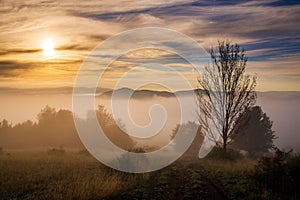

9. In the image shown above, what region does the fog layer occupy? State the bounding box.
[0,90,299,151]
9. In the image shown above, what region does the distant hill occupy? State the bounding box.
[99,87,206,99]
[2,86,299,99]
[101,87,176,98]
[0,87,110,95]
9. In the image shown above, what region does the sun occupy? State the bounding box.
[42,38,56,57]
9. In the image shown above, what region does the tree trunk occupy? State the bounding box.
[223,137,227,153]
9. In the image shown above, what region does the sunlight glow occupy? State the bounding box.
[42,38,56,57]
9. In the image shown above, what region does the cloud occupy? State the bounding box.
[55,44,91,51]
[0,61,33,77]
[0,58,82,80]
[86,34,110,42]
[0,49,41,56]
[0,0,299,90]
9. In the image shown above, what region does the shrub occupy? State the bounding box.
[110,151,149,172]
[77,149,90,155]
[206,146,243,161]
[251,148,300,199]
[47,146,65,154]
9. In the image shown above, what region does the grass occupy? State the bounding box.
[109,162,209,200]
[0,150,148,200]
[0,150,216,200]
[201,158,256,199]
[1,149,298,200]
[201,154,300,200]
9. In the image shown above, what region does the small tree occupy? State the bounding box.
[95,105,136,151]
[232,106,276,155]
[170,122,201,153]
[0,119,12,129]
[196,41,257,153]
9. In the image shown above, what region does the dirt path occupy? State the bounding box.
[171,161,230,200]
[107,131,230,200]
[108,160,229,200]
[190,162,230,200]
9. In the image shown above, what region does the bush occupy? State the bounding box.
[251,148,300,200]
[47,146,65,154]
[77,149,90,156]
[206,146,243,161]
[110,152,149,172]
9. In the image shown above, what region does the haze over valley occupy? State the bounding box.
[1,88,299,152]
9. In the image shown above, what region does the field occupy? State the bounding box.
[0,149,299,200]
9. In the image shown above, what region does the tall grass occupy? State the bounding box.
[201,150,300,200]
[200,157,257,199]
[0,151,148,200]
[201,158,256,173]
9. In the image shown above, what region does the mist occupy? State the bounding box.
[0,89,299,152]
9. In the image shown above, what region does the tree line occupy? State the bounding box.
[0,105,135,150]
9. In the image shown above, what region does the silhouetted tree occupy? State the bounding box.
[0,106,81,148]
[93,105,136,150]
[37,105,56,126]
[170,122,200,151]
[232,106,276,154]
[196,41,257,153]
[0,105,135,149]
[0,119,12,129]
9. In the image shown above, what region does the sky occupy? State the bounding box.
[0,0,300,91]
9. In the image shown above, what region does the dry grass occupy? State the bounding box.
[1,150,279,200]
[201,158,256,173]
[0,150,149,200]
[199,158,258,199]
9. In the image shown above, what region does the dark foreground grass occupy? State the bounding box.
[1,150,299,200]
[0,151,148,200]
[201,154,300,200]
[108,164,210,200]
[201,159,256,199]
[0,150,223,200]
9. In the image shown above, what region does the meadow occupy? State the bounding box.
[0,148,299,200]
[0,149,148,200]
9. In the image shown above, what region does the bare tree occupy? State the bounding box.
[196,41,257,153]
